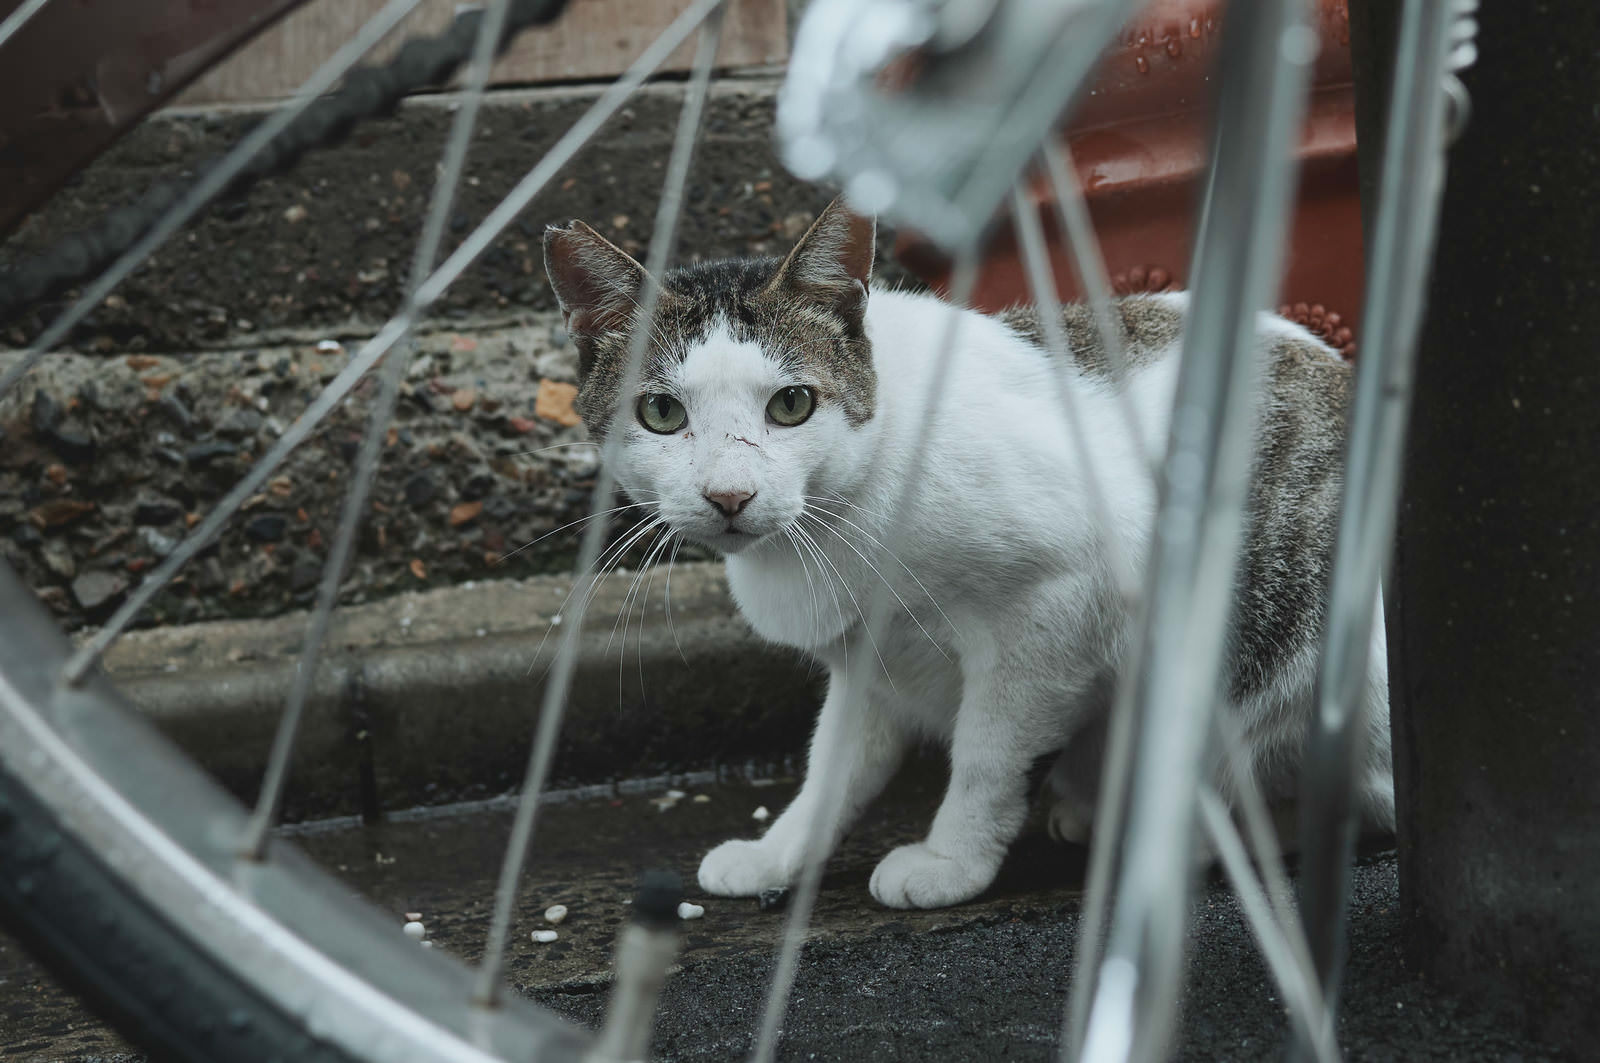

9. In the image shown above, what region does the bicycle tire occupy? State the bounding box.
[0,564,588,1063]
[0,759,358,1063]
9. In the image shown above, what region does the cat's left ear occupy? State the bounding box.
[543,220,654,339]
[765,196,875,324]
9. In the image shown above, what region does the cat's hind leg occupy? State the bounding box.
[1043,713,1107,845]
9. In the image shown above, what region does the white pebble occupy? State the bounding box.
[550,614,563,626]
[420,940,434,949]
[405,911,422,921]
[532,929,559,943]
[752,806,770,822]
[665,789,687,801]
[677,902,705,921]
[692,794,711,804]
[544,904,568,925]
[402,921,426,940]
[317,339,343,352]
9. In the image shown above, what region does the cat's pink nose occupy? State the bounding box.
[703,489,755,517]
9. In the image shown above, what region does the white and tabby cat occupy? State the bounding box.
[543,197,1394,910]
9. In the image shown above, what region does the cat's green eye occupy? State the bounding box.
[637,393,687,434]
[766,385,815,427]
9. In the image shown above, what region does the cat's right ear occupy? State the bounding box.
[765,196,876,326]
[542,221,649,338]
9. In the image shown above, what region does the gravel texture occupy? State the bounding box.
[0,79,922,631]
[0,320,691,631]
[0,80,917,352]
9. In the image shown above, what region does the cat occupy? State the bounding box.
[542,196,1395,910]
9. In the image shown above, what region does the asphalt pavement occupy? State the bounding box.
[0,761,1570,1061]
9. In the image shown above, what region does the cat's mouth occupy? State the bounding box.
[698,520,774,554]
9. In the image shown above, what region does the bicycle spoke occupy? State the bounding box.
[60,0,727,686]
[1197,791,1338,1063]
[0,0,429,400]
[472,0,728,1007]
[1213,711,1309,975]
[1039,141,1155,476]
[1294,2,1475,1055]
[1067,1,1320,1059]
[748,250,980,1063]
[0,0,49,52]
[1009,181,1139,602]
[238,0,514,859]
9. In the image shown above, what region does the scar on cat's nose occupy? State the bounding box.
[729,433,760,449]
[704,490,755,517]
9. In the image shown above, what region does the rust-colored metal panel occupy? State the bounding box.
[895,0,1365,356]
[0,0,313,237]
[176,0,789,105]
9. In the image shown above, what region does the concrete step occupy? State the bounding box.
[97,561,818,822]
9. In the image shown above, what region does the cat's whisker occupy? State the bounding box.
[570,519,667,675]
[792,521,897,692]
[527,520,658,675]
[612,527,674,695]
[496,501,661,564]
[604,524,670,662]
[624,531,675,688]
[502,441,603,459]
[785,523,850,675]
[799,509,952,664]
[524,514,668,677]
[633,530,677,697]
[801,497,962,644]
[781,525,826,649]
[663,537,690,666]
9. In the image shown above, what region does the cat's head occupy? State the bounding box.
[542,198,878,553]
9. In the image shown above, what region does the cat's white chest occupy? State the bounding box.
[725,551,856,651]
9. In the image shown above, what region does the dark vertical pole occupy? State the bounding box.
[1383,0,1600,1046]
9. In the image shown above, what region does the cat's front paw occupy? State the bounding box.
[869,843,997,909]
[698,839,795,897]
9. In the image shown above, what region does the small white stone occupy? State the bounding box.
[544,904,568,925]
[677,902,705,921]
[402,921,426,940]
[752,806,770,822]
[421,940,434,949]
[665,789,687,801]
[550,614,563,626]
[405,911,423,922]
[316,339,343,353]
[532,929,559,943]
[692,794,711,804]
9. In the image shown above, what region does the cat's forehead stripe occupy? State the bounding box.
[579,256,878,432]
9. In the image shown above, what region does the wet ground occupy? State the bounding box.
[0,760,1571,1062]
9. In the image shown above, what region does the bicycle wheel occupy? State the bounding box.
[1,0,724,1059]
[0,0,1477,1061]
